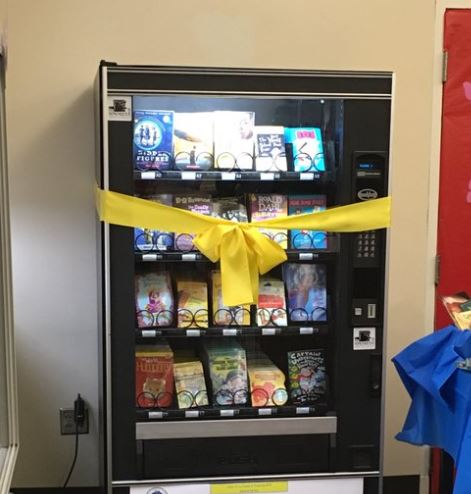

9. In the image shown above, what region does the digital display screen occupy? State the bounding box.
[358,162,377,170]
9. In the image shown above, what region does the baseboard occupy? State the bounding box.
[383,475,421,494]
[11,488,103,493]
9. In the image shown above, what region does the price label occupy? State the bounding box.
[142,253,158,262]
[185,410,199,418]
[148,411,163,419]
[220,409,235,417]
[141,330,157,338]
[258,408,272,416]
[181,253,197,261]
[299,253,314,261]
[140,171,156,180]
[211,482,288,494]
[186,329,201,337]
[222,329,238,336]
[300,172,314,181]
[181,171,197,180]
[221,172,236,181]
[299,327,314,335]
[260,172,275,181]
[296,407,310,415]
[262,327,276,336]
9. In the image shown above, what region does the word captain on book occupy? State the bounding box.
[96,188,391,307]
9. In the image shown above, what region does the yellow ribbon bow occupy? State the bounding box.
[96,188,391,306]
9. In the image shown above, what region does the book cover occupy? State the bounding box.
[256,277,287,327]
[133,110,174,170]
[211,271,250,326]
[203,340,248,406]
[214,111,255,170]
[284,127,325,172]
[135,272,174,328]
[441,292,471,329]
[135,343,174,408]
[134,194,174,252]
[173,195,212,251]
[249,194,288,249]
[284,264,327,322]
[287,349,327,405]
[288,195,327,249]
[177,280,209,328]
[173,112,214,171]
[254,126,287,172]
[248,354,288,407]
[212,196,248,223]
[173,359,209,409]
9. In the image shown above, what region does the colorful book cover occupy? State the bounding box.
[214,111,255,170]
[173,112,214,171]
[173,195,212,251]
[249,194,288,249]
[177,280,208,328]
[441,292,471,329]
[284,264,327,322]
[211,271,250,326]
[284,127,325,172]
[135,272,174,328]
[212,197,248,223]
[203,340,248,406]
[248,355,288,407]
[256,277,287,327]
[288,195,327,249]
[287,349,327,405]
[173,359,209,409]
[254,126,287,172]
[133,110,174,170]
[134,194,174,252]
[135,343,174,408]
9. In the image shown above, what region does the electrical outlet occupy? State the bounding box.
[60,407,89,435]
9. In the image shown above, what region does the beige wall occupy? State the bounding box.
[6,0,436,487]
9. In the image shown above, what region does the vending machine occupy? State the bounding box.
[96,63,391,494]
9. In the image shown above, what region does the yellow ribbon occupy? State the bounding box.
[96,188,391,306]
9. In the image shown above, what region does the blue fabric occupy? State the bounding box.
[393,326,471,494]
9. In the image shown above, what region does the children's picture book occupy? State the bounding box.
[256,277,288,327]
[134,194,174,252]
[211,271,250,326]
[248,354,288,407]
[135,343,174,408]
[172,195,212,251]
[287,349,327,405]
[135,272,174,328]
[203,340,248,406]
[173,359,209,409]
[441,292,471,329]
[284,264,327,322]
[133,110,174,170]
[177,279,209,328]
[212,196,248,223]
[254,126,287,172]
[284,127,325,172]
[249,194,288,249]
[288,195,327,249]
[173,112,214,171]
[214,111,255,170]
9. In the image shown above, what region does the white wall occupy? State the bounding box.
[6,0,436,487]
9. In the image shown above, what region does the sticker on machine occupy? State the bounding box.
[107,95,132,121]
[353,327,376,350]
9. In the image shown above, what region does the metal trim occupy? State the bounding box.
[136,416,337,440]
[112,471,379,487]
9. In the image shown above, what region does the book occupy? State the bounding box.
[254,126,287,172]
[203,340,248,406]
[173,112,214,171]
[248,354,288,407]
[134,194,174,252]
[212,196,248,223]
[214,111,255,170]
[173,359,209,409]
[133,110,174,170]
[288,195,327,249]
[284,127,325,172]
[135,272,174,328]
[172,195,212,251]
[135,343,174,408]
[177,279,209,328]
[211,271,250,326]
[284,264,327,322]
[287,349,327,405]
[249,194,288,249]
[256,277,288,327]
[441,292,471,329]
